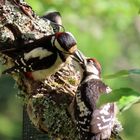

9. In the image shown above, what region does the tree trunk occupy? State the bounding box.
[0,0,82,139]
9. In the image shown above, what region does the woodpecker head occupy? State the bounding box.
[85,58,101,77]
[42,11,63,32]
[52,32,84,63]
[78,57,102,80]
[54,32,77,52]
[42,11,62,26]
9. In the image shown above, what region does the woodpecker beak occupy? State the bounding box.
[73,50,86,65]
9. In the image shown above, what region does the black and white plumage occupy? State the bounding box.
[42,11,62,32]
[1,32,82,80]
[74,58,116,140]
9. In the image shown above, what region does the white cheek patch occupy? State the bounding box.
[86,63,99,78]
[54,39,64,52]
[24,47,53,60]
[92,65,99,75]
[51,36,55,45]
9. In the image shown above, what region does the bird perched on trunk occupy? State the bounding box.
[0,32,83,81]
[41,11,63,32]
[73,57,118,140]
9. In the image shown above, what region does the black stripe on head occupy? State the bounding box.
[58,51,66,62]
[56,32,77,52]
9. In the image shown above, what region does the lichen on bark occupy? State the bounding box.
[0,0,83,139]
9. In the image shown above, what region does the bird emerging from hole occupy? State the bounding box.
[41,11,63,33]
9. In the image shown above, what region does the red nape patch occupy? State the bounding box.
[24,72,34,80]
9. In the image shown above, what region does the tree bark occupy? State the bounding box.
[0,0,82,139]
[0,1,122,140]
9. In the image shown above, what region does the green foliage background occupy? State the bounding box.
[0,0,140,139]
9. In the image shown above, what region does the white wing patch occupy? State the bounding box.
[24,47,53,60]
[91,103,115,133]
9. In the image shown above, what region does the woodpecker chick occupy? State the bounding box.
[1,32,82,81]
[42,11,62,32]
[74,58,116,140]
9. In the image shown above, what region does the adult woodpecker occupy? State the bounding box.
[1,32,83,81]
[73,58,117,140]
[41,11,63,32]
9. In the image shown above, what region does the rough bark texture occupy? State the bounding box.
[0,1,123,140]
[0,0,83,139]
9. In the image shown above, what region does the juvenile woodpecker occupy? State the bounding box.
[73,58,116,140]
[1,32,82,81]
[42,11,62,32]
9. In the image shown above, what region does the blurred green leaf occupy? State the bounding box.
[0,115,18,137]
[129,69,140,74]
[103,70,129,79]
[118,96,140,112]
[97,88,140,112]
[103,69,140,79]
